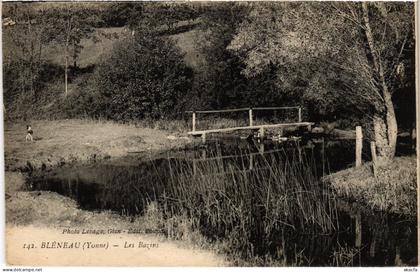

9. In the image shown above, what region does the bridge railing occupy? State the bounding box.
[186,106,302,132]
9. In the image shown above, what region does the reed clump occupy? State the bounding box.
[331,244,360,266]
[159,148,338,263]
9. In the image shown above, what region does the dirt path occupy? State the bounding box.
[5,171,228,266]
[6,226,226,266]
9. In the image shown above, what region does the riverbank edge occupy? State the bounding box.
[323,156,417,216]
[4,120,232,266]
[4,119,198,172]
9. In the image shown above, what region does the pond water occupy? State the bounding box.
[27,135,417,266]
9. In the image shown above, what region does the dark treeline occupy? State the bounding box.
[2,2,416,157]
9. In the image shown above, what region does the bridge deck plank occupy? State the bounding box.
[188,122,314,135]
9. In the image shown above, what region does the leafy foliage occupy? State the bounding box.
[94,31,192,120]
[3,3,55,108]
[192,3,296,111]
[2,1,415,132]
[3,2,103,117]
[227,2,415,121]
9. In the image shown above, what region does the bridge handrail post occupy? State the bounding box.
[249,107,253,127]
[298,107,302,123]
[192,111,196,132]
[356,126,363,167]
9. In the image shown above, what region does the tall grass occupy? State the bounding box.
[160,147,338,261]
[331,244,360,266]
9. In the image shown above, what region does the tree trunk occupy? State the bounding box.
[373,111,397,161]
[383,89,398,158]
[29,39,35,101]
[64,13,72,98]
[65,48,68,97]
[72,40,77,69]
[373,115,389,158]
[362,2,398,161]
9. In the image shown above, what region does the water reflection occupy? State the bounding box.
[27,138,417,266]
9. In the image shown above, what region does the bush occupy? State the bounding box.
[94,31,193,121]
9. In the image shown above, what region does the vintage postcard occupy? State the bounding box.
[2,0,418,268]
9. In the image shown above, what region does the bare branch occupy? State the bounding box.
[331,2,365,30]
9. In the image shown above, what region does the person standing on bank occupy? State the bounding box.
[26,125,33,142]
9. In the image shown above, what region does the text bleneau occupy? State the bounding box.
[41,241,81,249]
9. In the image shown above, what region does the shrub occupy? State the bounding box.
[94,31,193,120]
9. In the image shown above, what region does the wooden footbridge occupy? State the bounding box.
[186,106,314,143]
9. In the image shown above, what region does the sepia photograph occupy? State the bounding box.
[1,0,418,268]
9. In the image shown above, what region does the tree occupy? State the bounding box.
[42,4,101,97]
[192,3,250,109]
[2,3,53,115]
[228,2,415,160]
[94,29,192,120]
[101,3,144,28]
[358,2,414,159]
[192,2,292,111]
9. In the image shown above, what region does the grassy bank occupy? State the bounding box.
[325,156,417,215]
[4,119,193,171]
